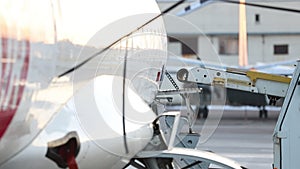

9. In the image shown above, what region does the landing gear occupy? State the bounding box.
[198,106,209,119]
[259,106,268,118]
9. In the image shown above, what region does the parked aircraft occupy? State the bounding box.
[160,56,295,118]
[0,0,246,169]
[157,0,299,118]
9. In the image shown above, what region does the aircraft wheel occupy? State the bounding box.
[198,106,209,119]
[203,106,209,119]
[259,110,263,118]
[259,108,268,119]
[263,109,268,118]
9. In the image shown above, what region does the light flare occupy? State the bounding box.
[239,0,248,67]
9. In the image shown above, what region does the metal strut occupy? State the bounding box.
[165,70,179,90]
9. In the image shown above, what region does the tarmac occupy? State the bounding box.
[193,106,280,169]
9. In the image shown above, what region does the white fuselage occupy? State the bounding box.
[1,75,156,169]
[0,0,167,168]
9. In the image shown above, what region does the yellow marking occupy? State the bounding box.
[227,78,250,86]
[213,77,225,86]
[246,70,291,84]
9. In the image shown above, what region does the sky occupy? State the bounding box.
[0,0,163,45]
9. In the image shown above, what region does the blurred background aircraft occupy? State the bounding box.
[159,56,295,118]
[156,0,299,118]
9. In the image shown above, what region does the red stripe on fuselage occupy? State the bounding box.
[1,39,14,108]
[0,37,8,138]
[1,37,7,86]
[0,39,30,139]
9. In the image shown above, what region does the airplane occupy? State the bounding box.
[157,0,299,118]
[0,0,246,169]
[159,56,295,119]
